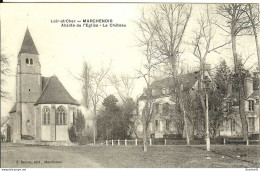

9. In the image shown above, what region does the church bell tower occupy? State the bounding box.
[15,28,42,141]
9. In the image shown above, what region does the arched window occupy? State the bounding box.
[29,59,33,65]
[56,106,67,125]
[26,58,29,64]
[42,106,50,125]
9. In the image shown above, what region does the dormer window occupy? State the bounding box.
[26,58,29,65]
[249,100,254,111]
[30,59,33,65]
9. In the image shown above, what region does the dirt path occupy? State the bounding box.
[1,143,102,168]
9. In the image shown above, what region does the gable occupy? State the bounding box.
[35,76,80,106]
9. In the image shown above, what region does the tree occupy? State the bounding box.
[68,109,86,143]
[135,4,193,149]
[151,4,192,76]
[97,95,129,140]
[245,4,260,68]
[120,98,136,138]
[75,109,86,136]
[81,60,110,146]
[108,73,135,103]
[0,52,11,100]
[108,74,136,137]
[190,5,232,141]
[209,60,232,137]
[161,102,184,135]
[153,4,193,145]
[217,4,251,140]
[245,4,260,141]
[135,7,159,152]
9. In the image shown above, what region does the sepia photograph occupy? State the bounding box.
[0,2,259,168]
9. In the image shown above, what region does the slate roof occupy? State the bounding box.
[138,72,200,101]
[42,76,50,90]
[19,28,39,55]
[253,76,259,90]
[247,90,259,99]
[1,116,9,126]
[150,72,199,92]
[9,103,16,113]
[35,76,80,106]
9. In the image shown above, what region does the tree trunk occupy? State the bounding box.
[248,4,260,139]
[248,4,260,68]
[239,84,248,140]
[231,34,239,73]
[143,125,147,152]
[183,110,190,145]
[93,106,97,146]
[230,16,248,140]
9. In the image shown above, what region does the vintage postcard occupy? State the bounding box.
[0,2,259,168]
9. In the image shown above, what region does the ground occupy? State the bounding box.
[1,143,259,168]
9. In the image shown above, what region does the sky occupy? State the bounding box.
[1,3,259,119]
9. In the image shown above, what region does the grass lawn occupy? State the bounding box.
[1,143,259,168]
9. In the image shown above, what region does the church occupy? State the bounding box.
[9,28,80,144]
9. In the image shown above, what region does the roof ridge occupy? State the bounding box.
[42,77,50,92]
[35,76,79,106]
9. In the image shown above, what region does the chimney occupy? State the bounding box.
[244,77,253,98]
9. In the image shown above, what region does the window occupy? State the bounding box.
[248,117,255,132]
[155,120,159,131]
[248,100,254,111]
[26,58,29,64]
[42,106,50,125]
[56,106,67,125]
[231,119,236,132]
[166,120,170,130]
[30,59,33,65]
[155,120,159,126]
[227,102,232,112]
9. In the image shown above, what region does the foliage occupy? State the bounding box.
[68,109,86,143]
[68,125,77,142]
[80,60,110,146]
[97,95,134,140]
[75,109,86,135]
[120,98,136,137]
[208,60,232,137]
[0,52,11,100]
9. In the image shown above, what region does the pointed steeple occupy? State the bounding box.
[19,28,39,55]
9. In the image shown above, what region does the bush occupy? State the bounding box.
[21,135,34,140]
[249,133,259,140]
[68,126,77,142]
[163,134,183,140]
[78,135,89,145]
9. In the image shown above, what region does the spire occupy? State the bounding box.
[19,28,39,55]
